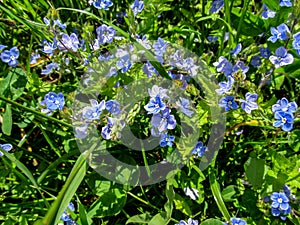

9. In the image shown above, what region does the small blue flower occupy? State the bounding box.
[143,61,158,77]
[240,92,258,114]
[30,52,41,65]
[0,46,19,67]
[216,76,234,95]
[105,100,121,115]
[148,85,168,100]
[209,0,224,13]
[232,60,249,79]
[96,24,116,45]
[176,97,194,117]
[192,141,208,157]
[279,0,292,7]
[229,218,247,225]
[269,46,294,68]
[292,32,300,55]
[57,33,80,52]
[268,23,290,43]
[41,62,59,75]
[82,99,106,120]
[273,111,294,132]
[207,35,218,43]
[219,96,238,111]
[131,0,144,16]
[0,144,13,157]
[53,19,67,29]
[250,55,262,68]
[151,108,177,135]
[0,44,7,51]
[259,47,271,58]
[283,185,291,198]
[175,218,199,225]
[159,133,175,147]
[89,0,113,10]
[74,123,89,139]
[262,4,276,19]
[230,43,242,58]
[60,202,77,224]
[116,52,132,73]
[271,192,290,211]
[213,56,233,77]
[153,38,167,62]
[40,92,65,114]
[42,39,57,55]
[272,97,298,114]
[144,96,166,114]
[101,117,115,139]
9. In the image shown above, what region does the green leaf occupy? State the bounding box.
[148,213,166,225]
[126,213,152,224]
[200,218,224,225]
[174,193,193,216]
[221,185,236,202]
[244,157,266,189]
[2,103,12,135]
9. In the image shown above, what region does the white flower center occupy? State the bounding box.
[278,198,283,203]
[55,100,60,105]
[10,56,15,60]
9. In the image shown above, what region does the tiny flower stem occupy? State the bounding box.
[127,191,161,211]
[0,95,72,128]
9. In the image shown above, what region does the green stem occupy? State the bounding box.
[0,95,72,128]
[236,0,251,42]
[127,191,161,211]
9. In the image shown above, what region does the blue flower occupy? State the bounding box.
[60,202,77,224]
[279,0,292,7]
[268,23,290,43]
[42,39,57,55]
[153,38,167,62]
[74,123,89,139]
[272,97,298,114]
[151,108,177,135]
[216,76,234,95]
[0,44,7,51]
[250,55,262,68]
[181,57,199,77]
[105,100,121,115]
[176,97,194,117]
[283,185,291,198]
[41,62,59,75]
[143,61,158,77]
[213,56,233,77]
[219,96,238,111]
[229,218,247,225]
[101,117,115,139]
[292,32,300,55]
[175,218,199,225]
[262,4,276,19]
[240,93,258,114]
[40,92,65,114]
[159,133,175,147]
[148,85,168,100]
[269,46,294,68]
[259,47,271,58]
[96,24,116,44]
[207,35,218,43]
[30,52,41,65]
[230,43,242,58]
[131,0,144,16]
[0,143,13,157]
[271,192,290,211]
[82,99,106,120]
[209,0,224,13]
[273,111,294,132]
[57,33,80,52]
[192,141,208,157]
[53,19,67,29]
[144,96,166,114]
[0,46,19,67]
[232,60,249,79]
[89,0,113,10]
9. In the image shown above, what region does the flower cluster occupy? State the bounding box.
[0,143,13,157]
[191,141,208,158]
[272,97,298,132]
[40,92,65,115]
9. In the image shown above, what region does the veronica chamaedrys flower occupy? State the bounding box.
[116,49,132,73]
[273,111,294,132]
[30,52,41,65]
[42,39,57,56]
[151,108,176,135]
[240,93,258,114]
[57,33,79,52]
[271,192,290,211]
[269,46,294,68]
[213,56,233,77]
[292,32,300,55]
[219,96,238,111]
[272,97,298,114]
[176,97,194,117]
[0,143,12,157]
[148,85,168,100]
[268,23,290,43]
[181,57,199,77]
[207,35,218,43]
[144,96,166,114]
[216,76,234,95]
[41,62,59,75]
[232,60,249,80]
[250,55,262,68]
[96,24,116,45]
[143,61,158,77]
[184,187,199,200]
[228,218,247,225]
[259,47,271,58]
[153,38,167,62]
[230,43,242,58]
[0,46,19,67]
[40,92,65,114]
[209,0,224,13]
[159,133,175,147]
[60,202,77,224]
[279,0,292,7]
[262,4,276,19]
[192,141,208,157]
[82,99,106,120]
[105,100,121,115]
[131,0,144,16]
[175,218,199,225]
[89,0,113,10]
[74,123,89,139]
